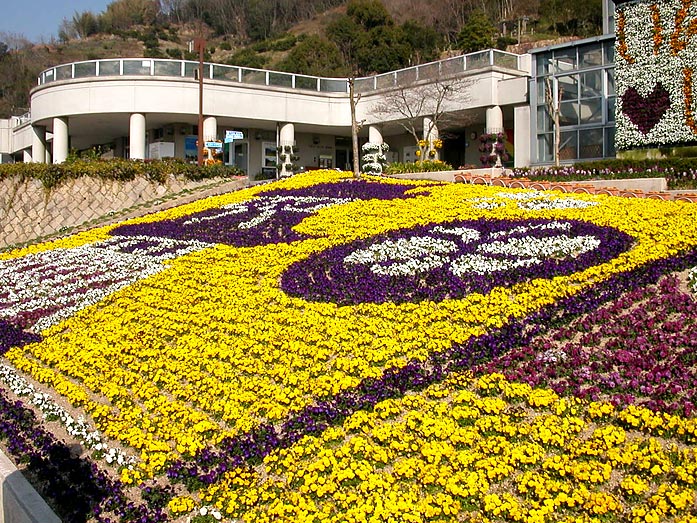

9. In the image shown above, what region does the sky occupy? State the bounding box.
[1,0,112,43]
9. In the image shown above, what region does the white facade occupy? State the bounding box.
[0,50,533,172]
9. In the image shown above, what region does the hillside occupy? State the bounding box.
[0,0,603,118]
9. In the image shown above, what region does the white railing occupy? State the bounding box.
[36,49,526,94]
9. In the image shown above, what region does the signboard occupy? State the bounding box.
[225,130,244,143]
[206,141,223,149]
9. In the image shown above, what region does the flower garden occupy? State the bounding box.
[1,169,697,522]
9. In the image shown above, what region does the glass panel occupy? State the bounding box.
[55,64,73,81]
[441,56,464,75]
[154,60,181,77]
[269,72,293,88]
[560,101,579,126]
[580,98,603,124]
[354,77,375,93]
[607,68,615,95]
[242,69,266,85]
[537,106,552,132]
[607,96,616,122]
[74,62,96,78]
[320,78,348,92]
[466,51,489,70]
[537,133,553,163]
[376,73,396,89]
[418,62,441,80]
[396,68,418,85]
[578,128,604,159]
[552,48,576,73]
[536,52,551,76]
[493,51,518,69]
[537,79,547,104]
[558,74,578,101]
[559,130,578,161]
[123,59,151,75]
[99,60,120,76]
[604,40,615,65]
[296,76,319,91]
[212,64,239,81]
[184,62,198,78]
[605,126,616,157]
[579,43,602,68]
[581,70,602,98]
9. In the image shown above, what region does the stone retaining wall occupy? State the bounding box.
[0,175,237,249]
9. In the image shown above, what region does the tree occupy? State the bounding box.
[349,78,363,178]
[347,0,392,29]
[370,76,475,163]
[401,21,442,64]
[327,15,363,67]
[277,35,347,77]
[457,10,496,53]
[545,76,562,166]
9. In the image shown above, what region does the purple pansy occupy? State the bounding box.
[0,319,41,354]
[111,180,428,247]
[281,218,634,305]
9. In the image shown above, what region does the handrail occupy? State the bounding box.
[35,49,527,95]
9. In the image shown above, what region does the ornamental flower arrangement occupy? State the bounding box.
[615,0,697,149]
[479,132,508,167]
[0,171,697,522]
[361,141,390,175]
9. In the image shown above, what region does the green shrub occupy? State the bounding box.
[0,159,244,190]
[385,160,453,174]
[510,158,697,190]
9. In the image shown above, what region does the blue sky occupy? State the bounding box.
[1,0,112,43]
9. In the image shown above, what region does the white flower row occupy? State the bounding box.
[96,235,211,263]
[186,195,356,230]
[469,193,598,212]
[343,222,601,278]
[0,363,136,467]
[345,236,458,277]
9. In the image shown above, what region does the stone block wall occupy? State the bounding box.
[0,175,229,249]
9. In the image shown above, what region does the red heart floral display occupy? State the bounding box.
[621,83,671,135]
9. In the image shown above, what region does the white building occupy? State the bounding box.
[0,1,619,176]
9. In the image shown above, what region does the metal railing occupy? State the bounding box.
[36,49,526,95]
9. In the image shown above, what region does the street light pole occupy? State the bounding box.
[196,37,205,166]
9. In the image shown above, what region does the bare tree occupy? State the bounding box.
[370,76,475,163]
[545,76,562,166]
[348,77,364,178]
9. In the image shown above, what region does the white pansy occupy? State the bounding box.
[450,253,538,276]
[431,226,481,243]
[517,198,599,211]
[0,364,136,467]
[344,236,457,276]
[478,234,601,259]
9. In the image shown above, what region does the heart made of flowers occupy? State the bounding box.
[621,83,671,135]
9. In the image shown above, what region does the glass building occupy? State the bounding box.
[529,35,617,165]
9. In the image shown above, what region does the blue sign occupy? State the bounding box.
[225,130,244,143]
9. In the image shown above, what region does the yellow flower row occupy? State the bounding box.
[195,373,697,523]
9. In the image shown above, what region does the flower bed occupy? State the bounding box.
[0,170,696,522]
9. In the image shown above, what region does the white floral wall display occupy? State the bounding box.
[615,0,697,149]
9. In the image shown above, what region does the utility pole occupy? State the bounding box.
[196,37,205,166]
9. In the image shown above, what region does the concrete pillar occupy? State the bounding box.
[129,113,146,160]
[279,123,295,177]
[203,116,218,142]
[32,125,46,163]
[486,106,504,134]
[368,125,383,145]
[514,105,531,168]
[52,117,69,164]
[23,149,32,163]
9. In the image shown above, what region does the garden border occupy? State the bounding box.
[0,449,60,523]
